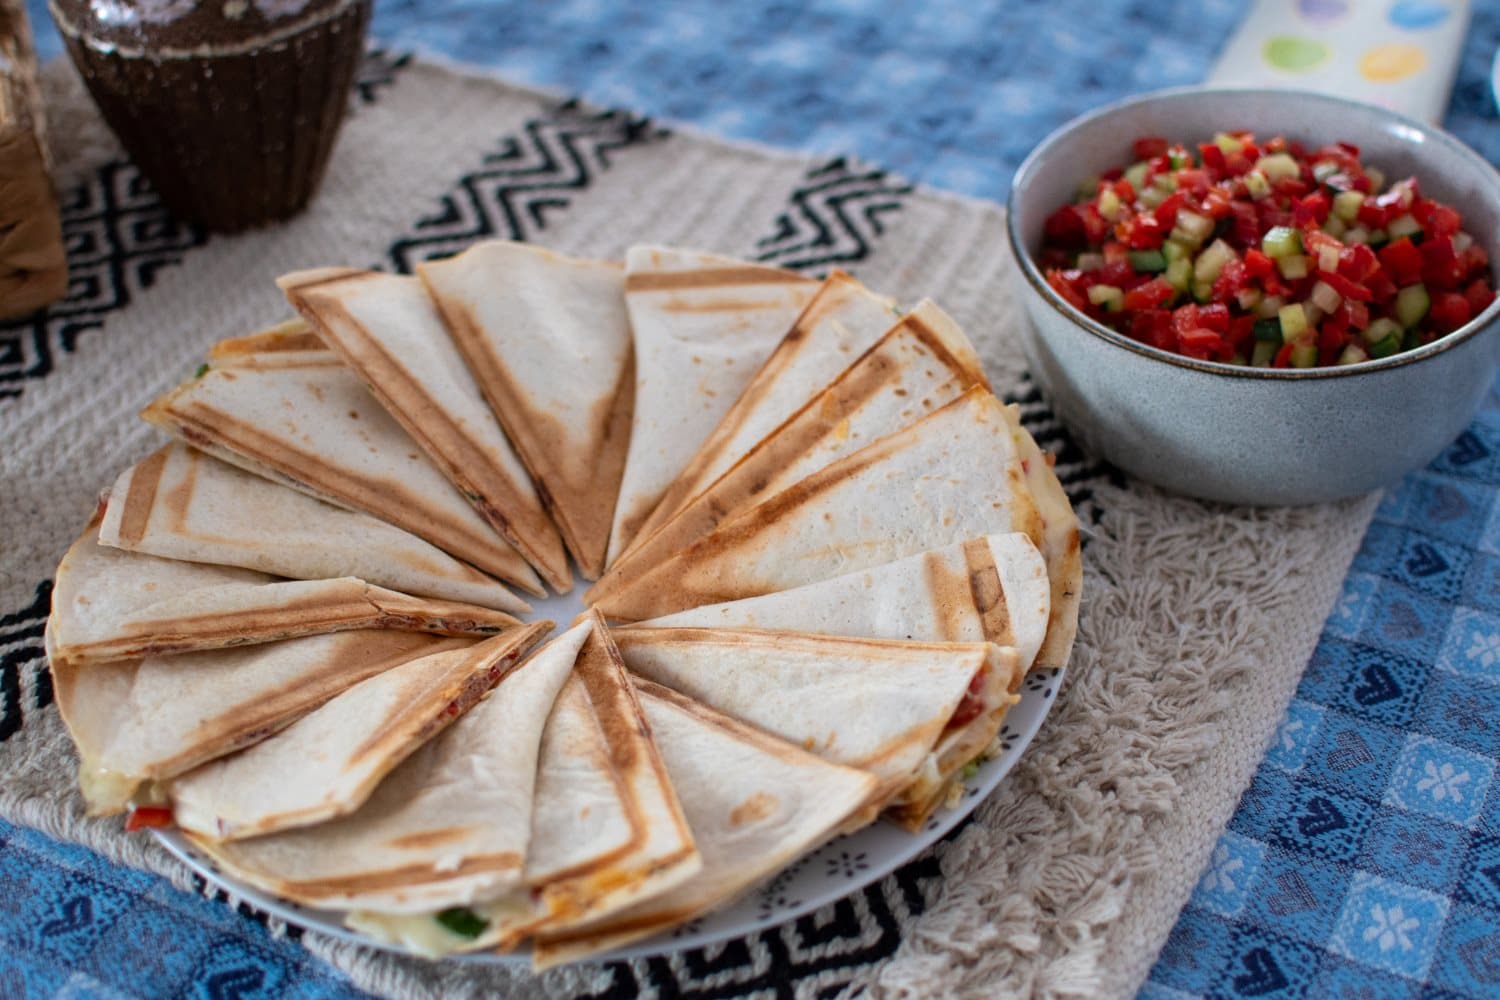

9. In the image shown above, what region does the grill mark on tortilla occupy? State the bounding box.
[161,445,201,533]
[115,446,170,546]
[208,320,321,357]
[288,280,569,591]
[962,538,1013,647]
[263,849,524,897]
[624,266,811,292]
[385,826,476,850]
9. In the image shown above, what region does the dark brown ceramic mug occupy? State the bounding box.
[50,0,372,233]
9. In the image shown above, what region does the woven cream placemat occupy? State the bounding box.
[0,54,1379,998]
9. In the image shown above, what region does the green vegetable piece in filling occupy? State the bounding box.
[435,907,489,938]
[194,363,210,379]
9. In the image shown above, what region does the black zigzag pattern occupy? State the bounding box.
[385,101,667,274]
[1,581,53,744]
[0,49,415,401]
[754,157,914,274]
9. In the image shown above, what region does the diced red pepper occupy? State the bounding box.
[1153,191,1188,229]
[1244,247,1276,281]
[1047,270,1089,312]
[1430,292,1473,333]
[1319,270,1374,302]
[1044,205,1088,250]
[1337,243,1380,283]
[1464,278,1496,317]
[1199,143,1227,174]
[1422,235,1466,291]
[1294,191,1331,228]
[125,806,174,832]
[1197,302,1231,334]
[1122,277,1176,311]
[1133,136,1170,160]
[1123,214,1166,249]
[1274,342,1296,368]
[1213,258,1250,300]
[1413,199,1461,237]
[1177,327,1228,360]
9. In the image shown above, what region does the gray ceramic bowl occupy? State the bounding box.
[1006,87,1500,505]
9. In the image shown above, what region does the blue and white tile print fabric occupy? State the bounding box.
[1145,386,1500,999]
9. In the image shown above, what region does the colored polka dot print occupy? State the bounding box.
[1264,35,1331,73]
[1361,42,1428,82]
[1296,0,1350,23]
[1388,1,1452,31]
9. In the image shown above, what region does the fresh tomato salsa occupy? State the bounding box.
[1040,133,1494,367]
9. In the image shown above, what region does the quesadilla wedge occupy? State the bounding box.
[606,246,816,564]
[625,270,898,551]
[49,628,467,815]
[531,679,879,968]
[999,404,1084,671]
[348,612,700,957]
[591,298,987,598]
[141,336,545,595]
[418,241,633,580]
[98,443,528,613]
[635,532,1050,672]
[187,618,579,914]
[49,517,520,667]
[169,623,551,841]
[614,628,1022,826]
[280,268,570,592]
[595,387,1043,621]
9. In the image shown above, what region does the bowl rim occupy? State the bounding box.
[1005,85,1500,381]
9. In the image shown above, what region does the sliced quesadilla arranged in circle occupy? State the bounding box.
[49,516,520,667]
[168,623,551,841]
[614,628,1022,829]
[625,269,899,551]
[50,627,469,816]
[188,621,580,915]
[98,443,528,613]
[349,612,700,958]
[595,387,1043,621]
[280,268,571,593]
[531,678,879,969]
[635,532,1051,673]
[607,246,817,564]
[419,241,634,580]
[591,298,988,600]
[141,331,545,595]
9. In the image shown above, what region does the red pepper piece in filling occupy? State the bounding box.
[125,806,174,832]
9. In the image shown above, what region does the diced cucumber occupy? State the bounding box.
[1128,249,1167,273]
[1310,280,1342,314]
[1124,161,1150,192]
[1387,213,1422,240]
[1255,153,1300,181]
[1277,254,1310,280]
[1244,170,1271,199]
[1256,294,1287,319]
[1213,131,1243,154]
[1323,215,1348,239]
[1251,340,1278,367]
[1087,285,1124,311]
[1317,244,1341,273]
[1361,317,1402,347]
[1076,175,1100,201]
[1395,284,1431,328]
[1139,186,1167,209]
[1290,343,1318,368]
[1164,257,1193,291]
[1333,190,1366,222]
[1076,252,1106,272]
[1262,226,1302,259]
[1237,287,1264,311]
[1168,149,1190,170]
[1193,239,1236,283]
[1312,160,1341,184]
[1279,303,1311,343]
[1162,239,1191,263]
[1172,209,1215,246]
[1253,319,1283,342]
[1337,343,1370,365]
[1098,187,1123,221]
[1192,281,1214,303]
[1366,165,1385,193]
[1343,225,1371,245]
[1369,333,1401,359]
[1153,172,1179,193]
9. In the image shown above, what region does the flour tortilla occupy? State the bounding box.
[625,270,898,550]
[141,338,544,595]
[49,628,466,816]
[281,269,570,592]
[348,613,700,957]
[615,628,1020,823]
[591,298,987,599]
[418,241,633,579]
[606,246,816,564]
[48,517,520,667]
[595,387,1043,621]
[97,443,528,614]
[169,623,551,841]
[635,532,1050,673]
[532,679,878,968]
[188,620,579,914]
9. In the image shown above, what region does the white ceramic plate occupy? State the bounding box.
[154,581,1065,965]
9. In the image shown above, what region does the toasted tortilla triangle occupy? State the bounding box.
[141,336,545,595]
[98,443,528,614]
[169,623,551,841]
[591,298,987,599]
[531,678,878,968]
[635,532,1050,672]
[624,270,898,551]
[606,246,817,564]
[188,619,580,914]
[595,387,1043,621]
[347,612,700,957]
[418,241,634,579]
[49,627,467,816]
[280,269,571,592]
[49,517,521,667]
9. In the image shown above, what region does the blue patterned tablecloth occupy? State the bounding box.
[6,2,1500,998]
